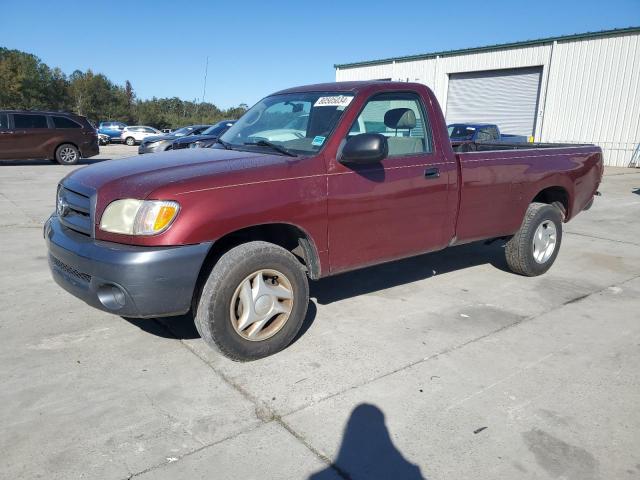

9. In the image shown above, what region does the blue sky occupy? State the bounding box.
[1,0,638,109]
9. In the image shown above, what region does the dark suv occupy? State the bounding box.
[0,110,99,165]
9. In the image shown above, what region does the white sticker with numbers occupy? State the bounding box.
[314,95,353,108]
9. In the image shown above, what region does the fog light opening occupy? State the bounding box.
[97,284,127,310]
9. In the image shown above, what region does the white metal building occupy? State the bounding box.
[335,27,640,167]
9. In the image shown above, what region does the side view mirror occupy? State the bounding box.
[340,133,388,164]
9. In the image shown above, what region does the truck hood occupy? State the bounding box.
[62,148,287,201]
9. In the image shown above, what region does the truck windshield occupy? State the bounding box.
[220,92,354,155]
[448,125,476,140]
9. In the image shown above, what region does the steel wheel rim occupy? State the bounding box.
[60,147,77,163]
[229,269,294,341]
[532,220,557,263]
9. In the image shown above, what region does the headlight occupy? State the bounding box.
[189,141,201,148]
[100,199,180,235]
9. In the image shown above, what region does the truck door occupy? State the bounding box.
[327,91,455,274]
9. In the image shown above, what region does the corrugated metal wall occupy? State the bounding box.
[336,31,640,167]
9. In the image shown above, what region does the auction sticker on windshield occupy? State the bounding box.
[312,136,326,146]
[314,95,353,108]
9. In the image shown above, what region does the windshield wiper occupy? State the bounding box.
[215,138,233,150]
[244,139,297,157]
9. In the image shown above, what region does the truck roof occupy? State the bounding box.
[274,80,426,95]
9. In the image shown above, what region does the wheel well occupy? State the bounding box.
[532,186,569,219]
[191,224,320,313]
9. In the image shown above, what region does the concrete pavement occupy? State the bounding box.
[1,149,639,479]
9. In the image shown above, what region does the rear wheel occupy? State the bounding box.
[125,137,136,146]
[505,202,563,276]
[195,241,309,361]
[55,144,80,165]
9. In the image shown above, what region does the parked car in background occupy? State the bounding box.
[0,110,98,165]
[161,128,173,134]
[121,126,162,146]
[448,123,529,150]
[171,120,236,150]
[98,132,110,145]
[138,124,211,154]
[45,81,603,360]
[98,121,127,143]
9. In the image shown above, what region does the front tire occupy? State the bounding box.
[505,202,563,276]
[195,241,309,361]
[55,144,80,165]
[125,137,136,146]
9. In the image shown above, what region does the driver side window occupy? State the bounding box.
[349,93,432,157]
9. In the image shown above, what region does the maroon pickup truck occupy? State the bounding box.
[46,81,603,360]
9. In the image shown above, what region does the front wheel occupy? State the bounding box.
[125,137,136,146]
[195,241,309,361]
[505,202,563,276]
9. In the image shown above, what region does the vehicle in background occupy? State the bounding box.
[161,128,173,134]
[45,81,603,360]
[247,114,309,143]
[448,123,528,150]
[138,124,211,154]
[171,120,236,150]
[0,110,98,165]
[98,121,127,143]
[121,126,162,146]
[98,132,110,145]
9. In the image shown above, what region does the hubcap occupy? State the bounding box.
[60,147,77,163]
[532,220,557,264]
[229,269,294,341]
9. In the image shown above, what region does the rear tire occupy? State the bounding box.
[195,241,309,361]
[125,137,136,146]
[505,202,563,276]
[55,144,80,165]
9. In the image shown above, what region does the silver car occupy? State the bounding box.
[138,125,211,154]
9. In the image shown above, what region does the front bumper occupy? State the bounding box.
[45,216,212,318]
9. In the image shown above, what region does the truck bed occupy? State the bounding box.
[452,143,603,245]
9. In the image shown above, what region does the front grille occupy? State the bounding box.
[50,255,92,283]
[172,142,188,150]
[58,186,92,236]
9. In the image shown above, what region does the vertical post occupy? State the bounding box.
[537,40,556,142]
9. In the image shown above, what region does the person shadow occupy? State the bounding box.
[309,403,426,480]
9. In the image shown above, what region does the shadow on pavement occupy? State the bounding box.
[310,240,509,305]
[124,313,200,340]
[122,241,508,345]
[123,301,318,347]
[309,403,425,479]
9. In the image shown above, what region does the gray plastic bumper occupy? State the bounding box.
[45,216,212,318]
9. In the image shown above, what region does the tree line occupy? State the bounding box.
[0,47,248,129]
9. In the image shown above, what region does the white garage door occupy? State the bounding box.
[446,67,543,137]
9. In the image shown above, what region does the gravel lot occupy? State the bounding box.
[1,147,639,479]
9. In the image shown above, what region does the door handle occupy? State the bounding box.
[424,167,440,179]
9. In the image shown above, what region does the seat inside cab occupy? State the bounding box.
[348,95,430,156]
